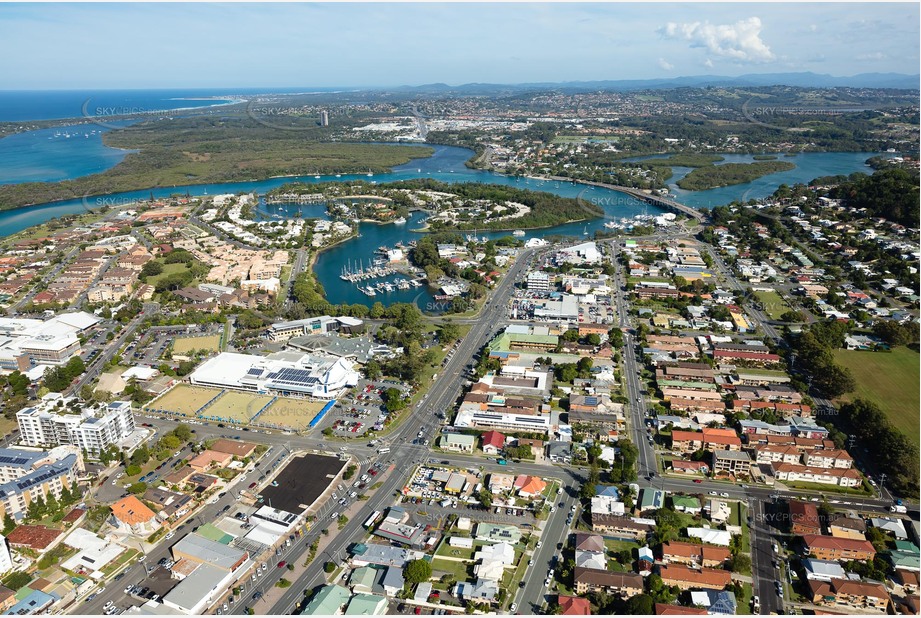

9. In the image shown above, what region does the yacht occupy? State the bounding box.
[512,230,525,237]
[393,217,407,225]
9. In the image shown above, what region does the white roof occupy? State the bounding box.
[54,312,102,330]
[122,366,159,381]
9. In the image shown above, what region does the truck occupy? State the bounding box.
[891,505,908,514]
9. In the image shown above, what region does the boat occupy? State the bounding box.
[335,174,342,178]
[366,169,373,177]
[512,230,525,237]
[393,217,407,225]
[583,225,589,236]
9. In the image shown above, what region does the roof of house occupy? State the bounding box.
[481,430,506,449]
[802,534,875,553]
[655,603,708,615]
[558,595,592,615]
[110,496,157,526]
[789,500,822,528]
[6,525,61,550]
[514,474,547,496]
[659,564,732,587]
[573,567,644,590]
[210,438,258,458]
[574,533,605,553]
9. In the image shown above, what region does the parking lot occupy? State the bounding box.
[324,379,412,437]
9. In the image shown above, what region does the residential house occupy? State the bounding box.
[658,564,731,591]
[806,578,890,612]
[788,501,822,536]
[110,496,160,535]
[573,568,644,597]
[802,535,876,562]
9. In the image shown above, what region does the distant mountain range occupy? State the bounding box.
[395,72,920,93]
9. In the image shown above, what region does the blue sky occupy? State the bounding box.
[1,3,918,89]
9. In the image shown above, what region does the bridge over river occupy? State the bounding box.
[547,175,707,222]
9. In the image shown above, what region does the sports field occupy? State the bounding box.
[752,289,790,320]
[833,347,920,448]
[145,384,222,417]
[202,391,275,424]
[256,398,326,430]
[173,334,222,354]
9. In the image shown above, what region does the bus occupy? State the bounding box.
[364,510,382,529]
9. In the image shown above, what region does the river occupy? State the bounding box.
[0,143,883,307]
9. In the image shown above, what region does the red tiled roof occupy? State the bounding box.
[7,525,62,550]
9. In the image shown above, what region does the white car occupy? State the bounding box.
[536,541,542,549]
[164,531,175,540]
[509,604,517,613]
[719,492,730,498]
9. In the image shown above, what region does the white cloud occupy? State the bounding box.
[856,52,887,61]
[658,57,674,71]
[704,58,714,69]
[661,17,775,63]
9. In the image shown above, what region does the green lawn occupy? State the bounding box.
[145,262,189,287]
[430,558,472,582]
[752,290,790,320]
[833,347,921,448]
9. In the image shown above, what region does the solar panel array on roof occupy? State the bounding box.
[0,455,32,466]
[267,368,318,386]
[246,367,263,377]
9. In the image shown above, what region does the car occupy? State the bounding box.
[251,574,257,582]
[536,541,542,549]
[719,492,730,498]
[544,578,550,587]
[124,584,133,594]
[277,561,286,568]
[693,479,703,484]
[331,512,339,519]
[261,562,267,571]
[510,604,517,612]
[87,594,98,603]
[708,491,718,496]
[164,531,175,540]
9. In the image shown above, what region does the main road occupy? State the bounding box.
[265,247,538,614]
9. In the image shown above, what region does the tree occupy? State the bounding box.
[873,320,918,347]
[728,553,751,573]
[130,446,151,467]
[383,388,407,413]
[141,261,164,278]
[437,321,461,344]
[403,559,432,585]
[585,333,601,346]
[127,482,147,494]
[1,513,15,535]
[625,594,655,615]
[324,562,336,573]
[364,359,382,381]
